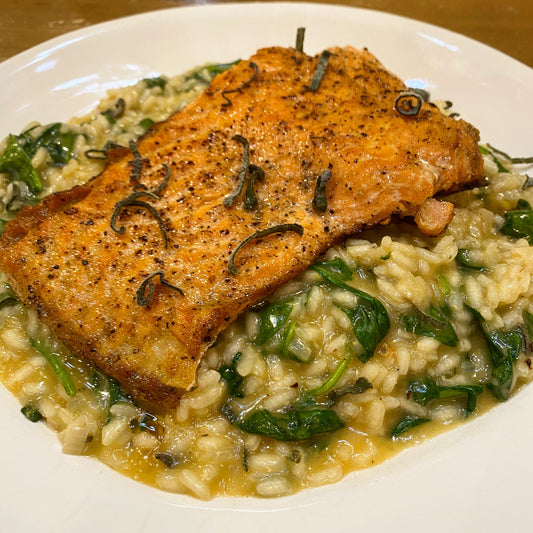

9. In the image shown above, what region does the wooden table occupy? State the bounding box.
[2,0,532,67]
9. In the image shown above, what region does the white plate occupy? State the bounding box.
[1,3,533,532]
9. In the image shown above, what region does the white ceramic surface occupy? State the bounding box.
[1,4,532,532]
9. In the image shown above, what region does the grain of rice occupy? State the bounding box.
[101,417,132,448]
[255,475,292,497]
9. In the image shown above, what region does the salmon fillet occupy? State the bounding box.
[0,46,483,406]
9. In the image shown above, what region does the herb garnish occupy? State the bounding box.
[21,405,44,423]
[0,134,43,194]
[485,143,533,165]
[467,304,522,401]
[407,87,430,102]
[312,169,332,212]
[143,77,167,89]
[500,199,533,244]
[224,135,265,209]
[394,91,423,116]
[455,248,488,272]
[236,407,344,441]
[110,163,170,246]
[311,258,390,362]
[408,377,483,415]
[391,416,430,440]
[128,140,143,184]
[255,302,293,346]
[295,27,306,53]
[308,50,331,91]
[401,305,459,347]
[228,223,304,275]
[306,346,353,397]
[479,145,509,173]
[218,352,245,398]
[244,164,265,210]
[136,271,184,307]
[224,135,250,207]
[155,452,180,469]
[84,141,125,161]
[102,98,126,123]
[30,338,77,397]
[221,61,258,106]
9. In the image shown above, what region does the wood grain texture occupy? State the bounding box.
[1,0,532,67]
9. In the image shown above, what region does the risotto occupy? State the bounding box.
[0,62,532,499]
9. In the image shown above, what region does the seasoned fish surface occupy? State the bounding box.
[0,46,483,405]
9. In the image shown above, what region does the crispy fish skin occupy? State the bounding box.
[0,46,483,406]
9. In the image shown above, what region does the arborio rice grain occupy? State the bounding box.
[0,64,533,499]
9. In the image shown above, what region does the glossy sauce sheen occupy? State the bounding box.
[0,46,483,405]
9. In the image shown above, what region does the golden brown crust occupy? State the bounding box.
[0,46,483,406]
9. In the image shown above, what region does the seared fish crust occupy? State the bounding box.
[0,46,483,405]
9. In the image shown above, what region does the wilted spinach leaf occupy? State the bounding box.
[237,407,344,441]
[500,199,533,244]
[401,305,458,347]
[219,352,245,398]
[311,257,390,362]
[408,377,483,415]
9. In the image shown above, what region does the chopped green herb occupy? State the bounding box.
[311,257,353,283]
[219,352,245,398]
[467,305,522,400]
[394,91,423,116]
[224,134,250,207]
[139,118,155,131]
[30,338,77,397]
[306,347,353,397]
[401,305,458,347]
[128,140,143,184]
[523,309,533,340]
[244,164,264,210]
[21,404,44,423]
[279,321,298,358]
[238,407,344,441]
[455,248,488,272]
[308,50,330,91]
[391,416,430,440]
[255,302,293,346]
[221,61,258,106]
[328,377,373,403]
[0,285,18,309]
[92,366,132,423]
[479,145,509,173]
[407,87,430,102]
[155,452,180,468]
[438,274,452,297]
[408,377,483,415]
[0,134,43,194]
[295,27,306,53]
[136,270,184,307]
[500,199,533,244]
[143,77,167,89]
[485,143,533,165]
[130,412,161,435]
[312,169,332,212]
[110,164,171,247]
[186,61,240,82]
[312,258,390,362]
[228,224,304,276]
[101,97,126,123]
[242,447,250,471]
[287,449,302,463]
